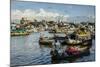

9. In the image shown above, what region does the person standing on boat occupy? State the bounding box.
[53,39,63,55]
[56,40,61,50]
[53,39,61,50]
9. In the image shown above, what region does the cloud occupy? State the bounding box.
[11,8,69,23]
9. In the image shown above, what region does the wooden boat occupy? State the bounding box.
[50,45,90,61]
[39,37,53,45]
[61,38,92,47]
[11,32,29,36]
[61,39,82,45]
[61,31,92,46]
[76,28,91,39]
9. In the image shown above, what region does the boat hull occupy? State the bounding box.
[61,39,92,47]
[11,32,29,36]
[51,48,90,61]
[39,40,53,45]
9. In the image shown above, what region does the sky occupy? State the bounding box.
[11,0,95,23]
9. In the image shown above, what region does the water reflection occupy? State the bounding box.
[10,32,95,66]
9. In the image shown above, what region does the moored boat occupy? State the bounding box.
[61,38,92,47]
[11,32,30,36]
[39,37,53,45]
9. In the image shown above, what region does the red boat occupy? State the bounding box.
[50,45,90,61]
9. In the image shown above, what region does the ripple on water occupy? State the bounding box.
[11,32,95,66]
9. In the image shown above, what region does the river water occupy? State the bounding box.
[10,31,95,67]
